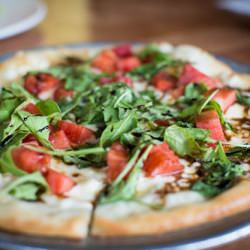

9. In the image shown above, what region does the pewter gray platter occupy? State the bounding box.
[0,43,250,250]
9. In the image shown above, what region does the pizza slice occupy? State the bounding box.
[0,51,106,239]
[0,105,106,238]
[90,43,250,236]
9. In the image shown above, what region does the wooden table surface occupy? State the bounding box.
[0,0,250,65]
[1,0,250,249]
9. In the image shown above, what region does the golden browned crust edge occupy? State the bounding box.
[92,180,250,236]
[0,215,84,238]
[0,200,91,238]
[239,73,250,85]
[0,48,96,85]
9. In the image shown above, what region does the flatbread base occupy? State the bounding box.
[0,44,249,238]
[92,180,250,236]
[0,199,92,238]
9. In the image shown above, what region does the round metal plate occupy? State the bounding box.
[0,43,250,250]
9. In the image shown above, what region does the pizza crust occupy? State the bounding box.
[0,43,249,90]
[0,48,94,84]
[92,180,250,236]
[0,164,105,238]
[0,197,92,238]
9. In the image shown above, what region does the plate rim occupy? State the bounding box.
[0,0,47,40]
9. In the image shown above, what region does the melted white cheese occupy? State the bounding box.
[158,43,174,54]
[136,173,175,197]
[38,88,57,100]
[172,45,225,77]
[225,104,245,120]
[0,52,50,83]
[225,74,250,90]
[229,136,246,144]
[133,81,147,92]
[165,191,205,209]
[50,159,105,202]
[96,191,206,219]
[95,201,151,219]
[65,179,103,202]
[41,193,93,210]
[0,174,13,189]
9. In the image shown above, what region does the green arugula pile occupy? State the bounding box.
[0,44,248,204]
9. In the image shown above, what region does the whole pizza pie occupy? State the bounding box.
[0,43,249,239]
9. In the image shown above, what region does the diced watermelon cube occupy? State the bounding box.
[45,169,75,195]
[92,50,118,73]
[112,44,132,58]
[49,130,71,150]
[205,88,236,112]
[117,56,141,72]
[24,73,60,96]
[107,142,129,183]
[12,146,51,173]
[54,85,74,101]
[143,143,184,177]
[152,71,175,92]
[178,64,217,89]
[196,110,225,141]
[58,120,94,147]
[113,75,133,87]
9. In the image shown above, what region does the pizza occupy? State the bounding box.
[0,43,249,239]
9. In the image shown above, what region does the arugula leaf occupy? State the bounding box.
[130,44,182,80]
[0,95,20,123]
[100,111,137,147]
[0,132,28,154]
[178,89,231,130]
[237,92,250,106]
[183,83,207,101]
[206,100,232,130]
[63,154,106,168]
[0,98,32,142]
[120,133,137,146]
[164,125,204,157]
[0,172,48,200]
[10,83,38,102]
[129,61,173,80]
[60,90,90,117]
[226,146,250,158]
[24,144,104,157]
[192,143,243,197]
[198,89,219,114]
[112,148,141,186]
[137,44,161,60]
[43,64,98,92]
[0,131,28,176]
[10,183,41,200]
[179,89,218,119]
[0,146,27,176]
[1,113,23,141]
[186,128,210,141]
[65,71,96,92]
[192,181,221,198]
[203,142,230,163]
[16,111,51,148]
[36,100,61,116]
